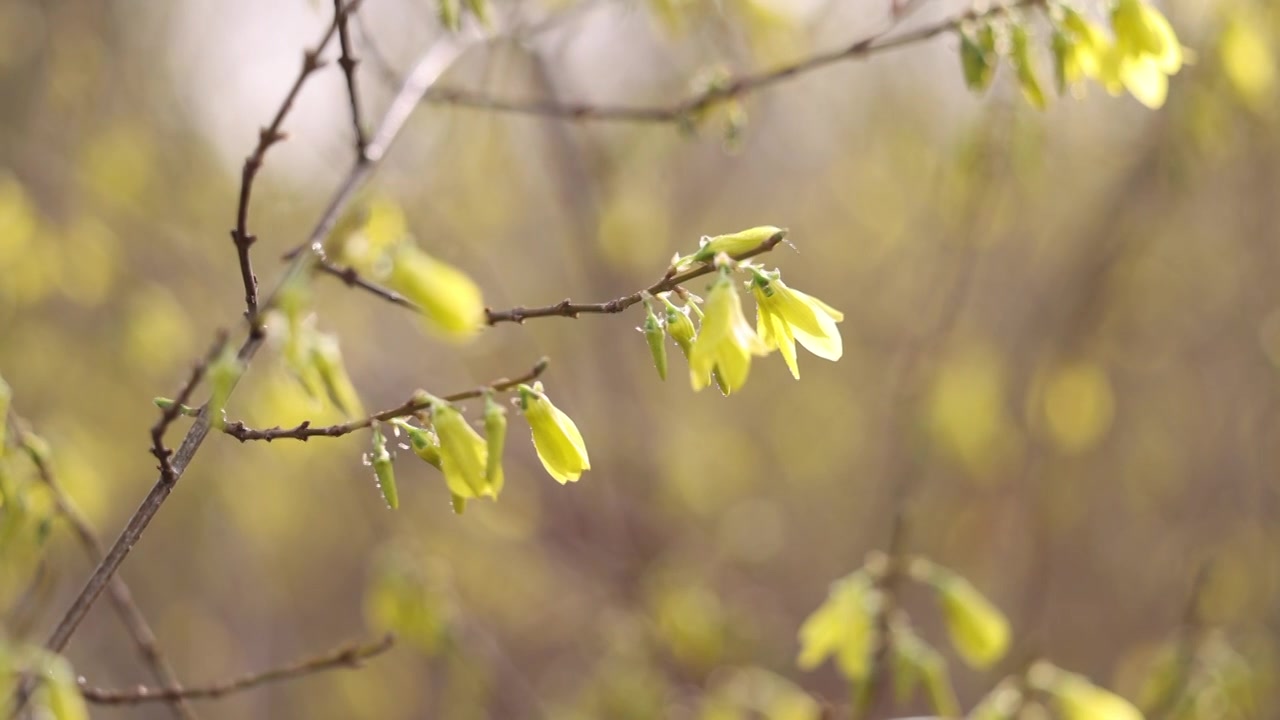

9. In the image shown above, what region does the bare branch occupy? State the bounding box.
[314,257,420,311]
[333,0,369,156]
[484,230,786,325]
[79,635,394,705]
[150,332,228,485]
[412,0,1036,124]
[9,417,198,720]
[40,32,477,665]
[222,357,548,442]
[231,0,365,332]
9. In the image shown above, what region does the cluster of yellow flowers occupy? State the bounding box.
[646,226,844,395]
[382,382,590,513]
[961,0,1184,110]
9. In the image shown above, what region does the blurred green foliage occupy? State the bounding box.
[2,0,1279,717]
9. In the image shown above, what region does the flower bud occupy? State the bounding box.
[642,303,668,380]
[371,422,399,510]
[483,393,507,495]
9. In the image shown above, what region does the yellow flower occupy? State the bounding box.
[1105,0,1183,108]
[681,226,786,266]
[432,402,498,499]
[1043,666,1143,720]
[797,570,878,680]
[386,245,485,341]
[688,274,770,394]
[751,272,843,379]
[519,383,590,484]
[930,568,1010,669]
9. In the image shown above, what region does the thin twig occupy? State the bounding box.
[9,416,198,720]
[231,0,365,333]
[150,332,228,485]
[407,0,1036,124]
[852,510,909,719]
[484,230,787,324]
[79,635,394,705]
[39,31,476,670]
[333,0,369,156]
[315,257,420,311]
[222,357,548,442]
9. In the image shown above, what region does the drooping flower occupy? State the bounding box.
[688,272,770,394]
[432,401,499,499]
[641,302,668,381]
[386,245,485,341]
[370,422,399,510]
[518,383,590,484]
[797,570,880,680]
[482,393,507,495]
[926,566,1010,670]
[1103,0,1183,108]
[751,271,843,379]
[662,296,697,358]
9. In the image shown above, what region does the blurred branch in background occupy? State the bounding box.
[332,0,370,157]
[7,414,196,720]
[78,635,394,706]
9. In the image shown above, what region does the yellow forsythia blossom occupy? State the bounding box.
[751,272,843,379]
[689,274,770,394]
[1104,0,1183,108]
[518,383,590,484]
[931,568,1011,669]
[386,245,485,341]
[433,402,498,499]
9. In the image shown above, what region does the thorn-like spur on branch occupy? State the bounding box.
[222,357,549,442]
[417,0,1037,124]
[150,332,229,486]
[485,230,786,325]
[10,417,197,720]
[315,257,420,311]
[79,635,394,705]
[332,0,368,157]
[231,0,365,333]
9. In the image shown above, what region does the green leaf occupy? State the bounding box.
[960,26,997,93]
[206,342,244,429]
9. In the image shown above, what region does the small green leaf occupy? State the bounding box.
[206,343,244,429]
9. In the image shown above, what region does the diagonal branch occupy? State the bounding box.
[411,0,1036,124]
[231,0,365,333]
[79,635,394,705]
[314,256,420,311]
[222,357,548,442]
[39,33,478,669]
[150,332,228,484]
[9,417,197,720]
[484,230,787,325]
[333,0,369,157]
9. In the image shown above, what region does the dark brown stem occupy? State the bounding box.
[231,0,365,333]
[484,230,786,324]
[332,0,369,156]
[315,257,419,311]
[407,0,1035,124]
[222,357,548,442]
[9,417,197,720]
[79,635,394,705]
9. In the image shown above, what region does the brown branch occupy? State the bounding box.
[79,635,394,705]
[9,417,198,720]
[150,333,228,484]
[231,0,365,333]
[222,357,548,442]
[485,230,786,324]
[333,0,369,157]
[315,257,420,311]
[412,0,1036,124]
[39,30,477,672]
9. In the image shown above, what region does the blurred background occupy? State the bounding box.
[1,0,1278,717]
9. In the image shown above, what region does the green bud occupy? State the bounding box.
[393,419,442,470]
[661,296,697,358]
[483,393,507,495]
[643,303,668,380]
[439,0,461,31]
[0,372,10,456]
[1011,24,1048,110]
[371,422,399,510]
[690,226,785,264]
[206,343,244,429]
[960,26,996,92]
[450,492,467,515]
[311,333,363,417]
